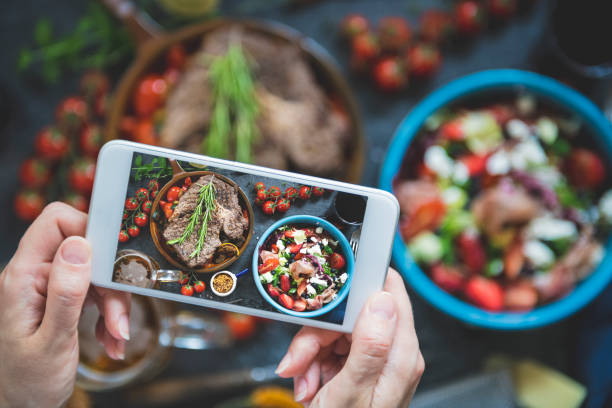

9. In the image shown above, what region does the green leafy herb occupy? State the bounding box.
[322,264,332,275]
[18,3,134,83]
[288,288,297,295]
[549,138,571,157]
[323,245,333,255]
[555,181,588,209]
[202,44,259,163]
[132,156,173,181]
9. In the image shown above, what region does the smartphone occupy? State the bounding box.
[88,141,399,332]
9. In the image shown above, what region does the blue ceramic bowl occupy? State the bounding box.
[379,69,612,330]
[252,215,354,317]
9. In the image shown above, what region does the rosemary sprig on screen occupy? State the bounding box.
[131,155,173,181]
[202,44,259,163]
[166,180,216,259]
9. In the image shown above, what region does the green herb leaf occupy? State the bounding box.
[34,19,53,47]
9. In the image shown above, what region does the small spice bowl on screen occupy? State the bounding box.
[210,271,237,297]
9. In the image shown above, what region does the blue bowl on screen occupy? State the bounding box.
[379,69,612,330]
[253,215,354,317]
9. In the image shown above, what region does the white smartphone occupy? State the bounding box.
[87,141,399,332]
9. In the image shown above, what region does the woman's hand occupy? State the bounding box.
[276,268,424,407]
[0,202,131,407]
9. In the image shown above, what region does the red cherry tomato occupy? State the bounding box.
[134,212,148,227]
[280,274,291,293]
[257,189,268,201]
[135,187,149,202]
[162,202,173,219]
[259,257,279,274]
[460,153,489,176]
[267,284,281,298]
[125,197,139,211]
[262,201,276,215]
[439,120,465,141]
[406,43,442,76]
[184,176,192,186]
[222,312,257,340]
[271,244,279,253]
[35,126,69,160]
[330,253,346,270]
[284,187,298,200]
[68,158,96,193]
[141,200,153,214]
[14,189,45,221]
[454,0,486,35]
[565,148,606,189]
[194,280,205,293]
[56,96,88,133]
[79,124,104,157]
[147,179,160,192]
[278,294,295,310]
[181,284,194,296]
[340,13,370,39]
[80,70,110,103]
[63,191,89,213]
[372,57,407,92]
[254,182,265,191]
[132,118,158,145]
[127,225,140,237]
[465,276,504,311]
[166,186,181,202]
[268,186,281,199]
[133,74,168,117]
[351,33,380,71]
[166,44,187,69]
[312,187,325,197]
[298,186,312,200]
[420,9,455,44]
[19,158,51,188]
[119,229,130,243]
[378,16,411,52]
[276,198,290,213]
[487,0,517,19]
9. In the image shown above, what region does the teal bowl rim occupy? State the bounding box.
[252,215,355,318]
[379,69,612,330]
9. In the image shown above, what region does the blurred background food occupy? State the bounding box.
[3,0,612,407]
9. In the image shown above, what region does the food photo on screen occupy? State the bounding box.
[112,152,366,325]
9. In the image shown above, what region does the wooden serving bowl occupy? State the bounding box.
[149,160,254,273]
[105,18,365,183]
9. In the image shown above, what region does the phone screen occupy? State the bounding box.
[112,152,368,325]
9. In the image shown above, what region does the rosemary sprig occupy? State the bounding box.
[202,44,259,163]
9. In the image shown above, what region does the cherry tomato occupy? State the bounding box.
[430,264,465,293]
[456,232,486,274]
[292,299,307,312]
[184,176,192,187]
[147,179,160,192]
[351,33,380,71]
[280,274,291,292]
[259,257,280,274]
[340,13,370,39]
[141,200,153,214]
[125,197,139,211]
[14,189,45,221]
[63,191,89,212]
[271,244,279,253]
[181,284,194,296]
[284,186,298,200]
[179,275,190,285]
[254,182,265,192]
[134,211,148,227]
[378,16,411,52]
[460,153,489,176]
[268,186,281,199]
[56,96,88,134]
[119,229,130,243]
[134,187,149,202]
[162,202,173,219]
[35,126,69,160]
[373,57,407,92]
[19,158,51,188]
[93,93,109,118]
[276,198,290,213]
[278,294,294,310]
[166,44,187,69]
[257,189,268,201]
[123,210,129,220]
[312,187,325,197]
[262,200,276,215]
[565,148,606,189]
[120,116,138,139]
[79,124,104,157]
[406,43,442,76]
[133,74,168,117]
[167,186,181,202]
[420,9,455,43]
[132,118,158,145]
[454,0,486,35]
[194,280,205,293]
[267,284,281,298]
[68,158,96,193]
[80,70,109,104]
[127,225,140,237]
[487,0,517,19]
[298,186,312,200]
[465,277,504,311]
[439,119,465,141]
[330,253,346,269]
[222,312,257,340]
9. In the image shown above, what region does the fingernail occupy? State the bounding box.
[118,314,130,341]
[294,376,307,402]
[60,238,90,265]
[367,292,396,320]
[116,340,126,360]
[275,353,291,375]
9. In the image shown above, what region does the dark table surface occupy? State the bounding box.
[1,0,610,406]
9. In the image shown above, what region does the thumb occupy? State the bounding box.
[325,292,397,403]
[40,236,92,343]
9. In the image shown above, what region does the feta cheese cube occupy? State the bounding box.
[306,284,316,296]
[339,273,348,284]
[321,238,329,246]
[310,277,328,287]
[424,145,454,179]
[315,227,323,234]
[506,119,531,140]
[307,245,322,256]
[260,272,274,284]
[524,240,555,269]
[276,240,285,250]
[527,216,578,241]
[310,236,318,243]
[486,150,511,175]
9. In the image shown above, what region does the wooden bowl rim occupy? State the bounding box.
[149,168,254,274]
